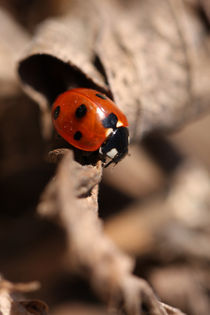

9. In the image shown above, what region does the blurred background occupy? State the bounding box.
[1,1,210,314]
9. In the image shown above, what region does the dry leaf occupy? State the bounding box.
[18,0,210,143]
[0,8,29,96]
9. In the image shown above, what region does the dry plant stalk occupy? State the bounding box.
[38,152,185,315]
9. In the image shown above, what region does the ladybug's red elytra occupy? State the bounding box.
[52,88,129,166]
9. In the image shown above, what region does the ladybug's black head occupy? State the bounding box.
[99,126,129,167]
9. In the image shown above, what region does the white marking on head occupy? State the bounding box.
[107,148,118,159]
[99,147,103,155]
[105,128,113,137]
[116,121,123,127]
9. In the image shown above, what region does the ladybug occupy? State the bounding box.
[52,88,129,166]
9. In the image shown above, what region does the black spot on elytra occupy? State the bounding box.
[102,113,118,129]
[96,93,107,100]
[53,106,60,120]
[75,104,87,118]
[74,131,82,141]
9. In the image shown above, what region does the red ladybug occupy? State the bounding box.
[52,88,129,166]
